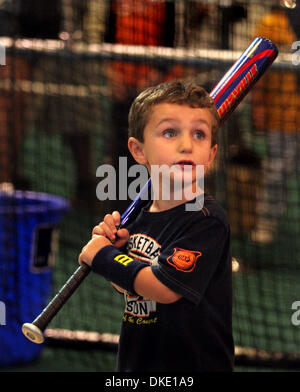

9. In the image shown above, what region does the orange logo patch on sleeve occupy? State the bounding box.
[167,248,202,272]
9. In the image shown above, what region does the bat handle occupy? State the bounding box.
[22,263,91,343]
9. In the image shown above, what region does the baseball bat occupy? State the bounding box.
[22,37,278,344]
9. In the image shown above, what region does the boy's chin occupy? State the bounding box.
[170,171,201,184]
[164,178,204,197]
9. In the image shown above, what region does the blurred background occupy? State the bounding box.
[0,0,300,372]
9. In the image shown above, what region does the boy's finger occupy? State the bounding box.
[92,225,105,236]
[103,214,118,233]
[99,221,116,241]
[112,211,121,226]
[116,228,130,240]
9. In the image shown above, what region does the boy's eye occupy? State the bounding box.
[162,129,176,138]
[194,130,205,139]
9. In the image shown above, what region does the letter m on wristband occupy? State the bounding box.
[114,254,134,266]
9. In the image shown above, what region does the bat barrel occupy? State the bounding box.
[210,36,278,124]
[22,263,91,343]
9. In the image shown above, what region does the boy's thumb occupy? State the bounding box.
[117,228,130,240]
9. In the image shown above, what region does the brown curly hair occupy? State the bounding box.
[128,80,220,146]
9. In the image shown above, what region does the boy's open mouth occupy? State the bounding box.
[174,160,196,169]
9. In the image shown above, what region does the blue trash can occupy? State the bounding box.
[0,190,70,367]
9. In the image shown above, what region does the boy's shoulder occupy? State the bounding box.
[125,193,229,233]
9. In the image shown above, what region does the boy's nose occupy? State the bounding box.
[178,134,193,152]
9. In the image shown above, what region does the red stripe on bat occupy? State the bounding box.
[217,63,258,118]
[213,49,275,104]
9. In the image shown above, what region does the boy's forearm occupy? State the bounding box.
[111,267,182,304]
[91,245,181,304]
[91,245,149,296]
[133,267,182,304]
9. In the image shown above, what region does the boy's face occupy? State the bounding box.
[128,103,217,187]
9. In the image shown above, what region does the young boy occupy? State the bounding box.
[79,80,234,372]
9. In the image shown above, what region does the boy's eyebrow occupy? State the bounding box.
[156,118,211,128]
[156,118,178,126]
[191,119,211,128]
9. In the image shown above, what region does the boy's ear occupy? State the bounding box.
[128,137,147,165]
[206,144,218,171]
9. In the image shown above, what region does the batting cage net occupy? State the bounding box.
[0,0,300,372]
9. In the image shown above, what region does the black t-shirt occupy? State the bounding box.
[116,194,234,372]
